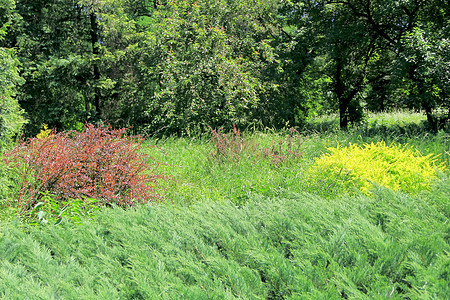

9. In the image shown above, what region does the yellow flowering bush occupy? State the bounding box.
[309,141,445,196]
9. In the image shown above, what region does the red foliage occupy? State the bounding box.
[5,124,165,212]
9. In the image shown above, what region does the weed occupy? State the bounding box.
[210,124,251,164]
[25,192,102,225]
[210,125,303,167]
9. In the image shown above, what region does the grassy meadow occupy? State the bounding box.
[0,111,449,299]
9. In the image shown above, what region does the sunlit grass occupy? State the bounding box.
[143,111,448,206]
[366,109,426,125]
[0,111,449,298]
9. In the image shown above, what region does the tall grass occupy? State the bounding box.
[0,111,448,298]
[143,112,448,205]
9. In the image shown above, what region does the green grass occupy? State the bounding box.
[0,111,449,298]
[304,110,428,133]
[144,120,448,204]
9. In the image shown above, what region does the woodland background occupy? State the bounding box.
[1,0,448,141]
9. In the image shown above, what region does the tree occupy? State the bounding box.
[5,0,140,135]
[281,0,449,129]
[132,0,280,135]
[0,0,26,147]
[282,1,384,128]
[333,0,449,129]
[394,24,449,130]
[5,0,93,134]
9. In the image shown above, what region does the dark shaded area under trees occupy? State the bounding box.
[0,0,448,138]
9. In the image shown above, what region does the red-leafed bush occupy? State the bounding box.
[5,124,165,214]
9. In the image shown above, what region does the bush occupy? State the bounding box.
[1,190,448,298]
[4,124,165,216]
[0,0,26,149]
[308,141,445,196]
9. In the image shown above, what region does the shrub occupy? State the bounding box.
[4,124,165,216]
[36,124,53,140]
[309,141,445,196]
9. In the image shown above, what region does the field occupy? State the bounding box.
[0,112,449,299]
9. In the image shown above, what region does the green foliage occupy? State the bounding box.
[309,141,445,196]
[0,0,25,147]
[4,0,93,134]
[146,112,448,206]
[0,112,449,298]
[5,0,141,135]
[134,0,278,135]
[394,26,450,129]
[1,0,449,136]
[0,0,26,208]
[210,125,303,167]
[18,55,90,134]
[281,0,380,128]
[24,192,101,225]
[0,48,25,148]
[0,0,15,40]
[0,188,448,298]
[281,0,450,129]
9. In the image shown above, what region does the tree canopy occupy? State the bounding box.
[0,0,26,147]
[0,0,448,137]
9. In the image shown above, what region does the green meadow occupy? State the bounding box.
[1,112,449,299]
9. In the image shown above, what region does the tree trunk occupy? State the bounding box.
[339,99,349,129]
[90,12,101,119]
[424,104,438,132]
[334,55,350,129]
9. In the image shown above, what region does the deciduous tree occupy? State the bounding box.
[0,0,26,147]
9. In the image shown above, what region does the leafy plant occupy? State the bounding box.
[0,47,26,149]
[309,141,445,196]
[35,124,53,140]
[210,124,252,164]
[25,192,101,225]
[258,128,304,166]
[4,124,166,216]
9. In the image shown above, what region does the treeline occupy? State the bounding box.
[0,0,448,138]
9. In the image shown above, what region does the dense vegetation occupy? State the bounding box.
[0,0,449,298]
[0,0,449,136]
[1,187,448,298]
[0,113,449,298]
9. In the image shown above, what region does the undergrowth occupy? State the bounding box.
[0,189,448,298]
[0,112,448,298]
[210,125,303,167]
